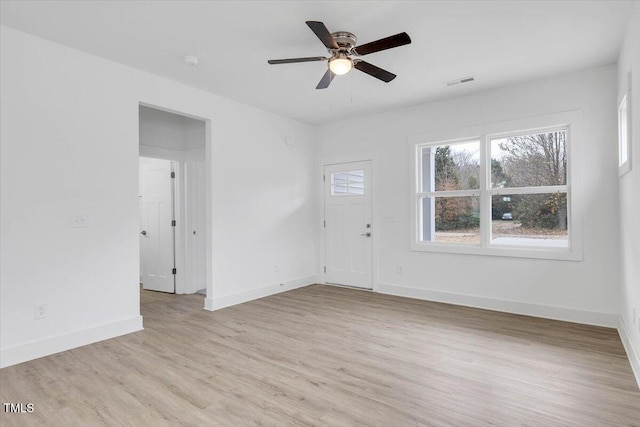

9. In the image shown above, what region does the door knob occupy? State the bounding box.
[140,230,147,236]
[360,232,372,237]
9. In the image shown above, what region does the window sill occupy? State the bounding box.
[410,241,582,261]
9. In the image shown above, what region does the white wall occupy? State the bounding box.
[185,146,207,292]
[139,106,191,151]
[317,65,620,326]
[617,4,640,385]
[139,105,206,151]
[184,116,206,151]
[0,26,317,367]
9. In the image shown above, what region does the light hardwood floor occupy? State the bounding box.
[1,285,639,426]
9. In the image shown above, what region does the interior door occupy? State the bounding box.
[139,157,175,293]
[324,161,373,289]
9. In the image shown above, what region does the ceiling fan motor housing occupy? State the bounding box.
[331,32,357,53]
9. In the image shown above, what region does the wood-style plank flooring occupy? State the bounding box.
[1,285,639,426]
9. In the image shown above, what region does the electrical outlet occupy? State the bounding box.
[34,303,48,319]
[396,265,404,275]
[71,215,89,228]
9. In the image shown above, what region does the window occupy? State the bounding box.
[418,140,481,244]
[331,170,364,196]
[414,126,574,258]
[489,130,568,247]
[619,90,632,176]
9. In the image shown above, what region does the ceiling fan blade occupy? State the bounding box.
[354,32,411,56]
[316,69,335,89]
[354,61,396,83]
[306,21,339,49]
[268,56,327,65]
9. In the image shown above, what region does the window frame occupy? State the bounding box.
[409,111,582,261]
[618,86,632,176]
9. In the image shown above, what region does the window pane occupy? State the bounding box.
[348,169,365,195]
[332,184,348,195]
[348,170,364,183]
[491,130,567,188]
[331,172,348,185]
[421,196,480,244]
[349,181,364,195]
[421,141,480,192]
[491,193,568,247]
[619,96,629,166]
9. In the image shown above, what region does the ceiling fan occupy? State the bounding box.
[267,21,411,89]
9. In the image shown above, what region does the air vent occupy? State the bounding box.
[446,76,476,86]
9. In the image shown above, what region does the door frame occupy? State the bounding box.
[138,101,213,301]
[318,151,379,291]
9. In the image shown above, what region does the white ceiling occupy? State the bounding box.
[0,1,634,125]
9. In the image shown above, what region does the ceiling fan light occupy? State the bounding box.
[329,56,353,75]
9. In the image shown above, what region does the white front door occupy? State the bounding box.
[139,157,175,293]
[324,161,373,289]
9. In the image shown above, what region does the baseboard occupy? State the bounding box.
[618,316,640,390]
[204,276,315,311]
[0,315,143,369]
[376,283,618,328]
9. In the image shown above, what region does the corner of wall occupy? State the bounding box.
[204,276,315,312]
[618,317,640,390]
[616,0,640,392]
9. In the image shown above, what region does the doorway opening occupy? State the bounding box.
[138,105,208,296]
